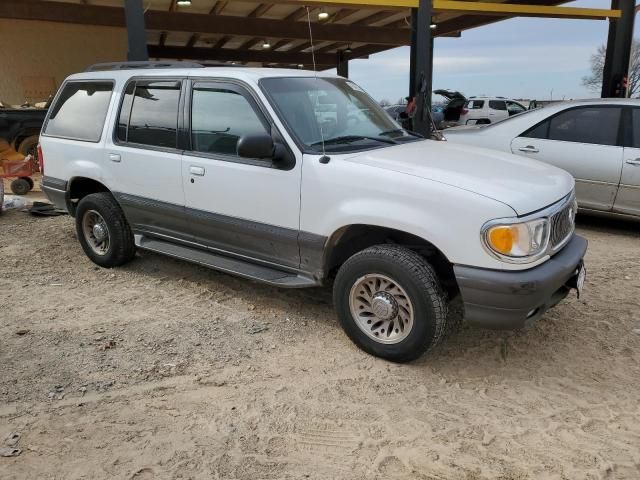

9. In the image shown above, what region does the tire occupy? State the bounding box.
[10,178,30,196]
[17,135,39,172]
[22,177,34,191]
[334,245,448,363]
[75,192,136,268]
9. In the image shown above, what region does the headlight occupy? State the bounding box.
[483,218,550,261]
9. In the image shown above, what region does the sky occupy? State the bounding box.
[337,0,635,103]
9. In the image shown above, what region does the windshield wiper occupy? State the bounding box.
[379,128,424,139]
[310,135,398,147]
[379,128,405,136]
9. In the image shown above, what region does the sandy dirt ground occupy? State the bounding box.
[1,184,639,479]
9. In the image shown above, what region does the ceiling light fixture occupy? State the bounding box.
[318,9,330,21]
[176,0,192,6]
[262,40,271,49]
[344,45,353,54]
[430,23,437,29]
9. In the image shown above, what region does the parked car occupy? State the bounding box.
[444,99,640,219]
[0,100,48,167]
[432,92,528,127]
[434,89,466,126]
[40,63,587,362]
[384,103,445,129]
[383,104,406,121]
[458,96,527,125]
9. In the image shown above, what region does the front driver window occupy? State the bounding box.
[191,87,269,157]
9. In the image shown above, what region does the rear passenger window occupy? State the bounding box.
[630,109,640,147]
[117,80,180,148]
[548,107,620,146]
[44,81,113,142]
[521,120,550,139]
[466,100,484,109]
[489,100,507,111]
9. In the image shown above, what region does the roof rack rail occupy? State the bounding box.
[85,61,205,72]
[198,62,247,68]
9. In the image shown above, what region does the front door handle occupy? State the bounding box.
[518,145,539,153]
[189,166,205,176]
[108,153,121,163]
[626,158,640,166]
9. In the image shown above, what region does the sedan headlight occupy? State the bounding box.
[482,218,550,262]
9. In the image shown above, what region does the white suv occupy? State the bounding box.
[40,63,586,362]
[459,96,527,125]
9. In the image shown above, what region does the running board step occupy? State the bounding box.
[136,236,319,288]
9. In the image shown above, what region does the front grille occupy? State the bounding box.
[549,199,576,249]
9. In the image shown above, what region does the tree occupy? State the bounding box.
[582,40,640,97]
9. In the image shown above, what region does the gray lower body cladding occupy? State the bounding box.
[41,176,68,212]
[112,192,326,281]
[454,235,588,330]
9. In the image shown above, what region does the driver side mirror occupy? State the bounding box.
[237,134,274,159]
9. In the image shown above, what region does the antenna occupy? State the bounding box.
[305,6,327,160]
[305,7,318,72]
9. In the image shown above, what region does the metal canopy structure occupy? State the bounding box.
[0,0,622,70]
[0,0,633,135]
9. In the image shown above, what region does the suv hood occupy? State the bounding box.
[344,140,573,216]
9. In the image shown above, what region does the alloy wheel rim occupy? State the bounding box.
[349,273,414,344]
[82,209,110,256]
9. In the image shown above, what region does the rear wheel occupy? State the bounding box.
[334,245,448,362]
[10,178,30,196]
[23,177,34,190]
[75,192,136,268]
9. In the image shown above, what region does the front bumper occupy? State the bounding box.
[454,235,587,330]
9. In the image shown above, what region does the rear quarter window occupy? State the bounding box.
[44,81,114,142]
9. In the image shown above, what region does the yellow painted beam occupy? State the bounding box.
[434,1,621,19]
[272,0,620,19]
[268,0,413,8]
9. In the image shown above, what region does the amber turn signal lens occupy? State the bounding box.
[488,226,517,255]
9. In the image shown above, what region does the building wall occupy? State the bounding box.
[0,19,127,105]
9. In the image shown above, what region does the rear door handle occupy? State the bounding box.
[518,145,539,153]
[626,158,640,166]
[189,166,205,176]
[108,153,121,163]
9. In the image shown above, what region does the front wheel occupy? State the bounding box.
[75,193,136,268]
[334,245,448,362]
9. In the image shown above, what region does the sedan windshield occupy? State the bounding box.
[260,77,421,153]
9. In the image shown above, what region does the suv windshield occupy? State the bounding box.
[260,77,421,153]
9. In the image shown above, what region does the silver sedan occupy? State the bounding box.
[444,99,640,220]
